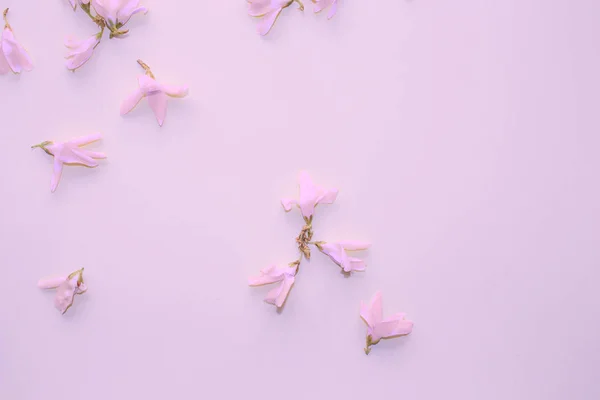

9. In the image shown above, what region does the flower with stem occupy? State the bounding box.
[120,60,189,127]
[0,8,33,75]
[38,269,87,314]
[247,0,305,36]
[31,133,106,192]
[315,241,371,273]
[360,292,413,355]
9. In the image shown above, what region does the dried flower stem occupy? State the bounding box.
[364,335,373,355]
[3,8,10,30]
[31,141,53,156]
[289,216,314,275]
[137,59,155,79]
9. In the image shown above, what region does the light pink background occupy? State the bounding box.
[1,1,599,399]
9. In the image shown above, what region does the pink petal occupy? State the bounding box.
[120,88,144,115]
[248,265,284,286]
[313,0,333,13]
[319,242,344,265]
[69,133,102,146]
[70,148,99,167]
[327,0,338,19]
[257,8,282,36]
[147,91,168,126]
[0,45,10,74]
[161,84,189,98]
[50,160,63,193]
[281,198,297,211]
[298,171,318,217]
[315,187,338,205]
[38,276,67,289]
[2,28,33,73]
[348,257,366,271]
[248,0,272,16]
[117,1,148,25]
[264,275,294,307]
[368,291,383,326]
[54,277,77,314]
[338,241,371,251]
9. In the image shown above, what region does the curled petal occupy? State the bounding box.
[68,132,103,147]
[120,88,145,115]
[2,28,33,73]
[327,0,338,19]
[257,8,282,36]
[264,275,294,307]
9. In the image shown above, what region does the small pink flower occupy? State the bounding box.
[360,292,413,354]
[312,0,338,19]
[248,265,296,308]
[317,241,371,273]
[120,60,189,127]
[31,133,106,193]
[64,34,101,71]
[91,0,148,29]
[248,0,304,36]
[281,171,338,219]
[0,9,33,75]
[38,269,87,314]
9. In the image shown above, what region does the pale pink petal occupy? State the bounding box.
[372,318,413,341]
[68,0,77,9]
[248,265,284,286]
[38,276,67,289]
[298,171,318,217]
[339,247,352,272]
[313,0,334,13]
[338,241,371,251]
[257,8,282,36]
[319,242,344,266]
[0,45,10,74]
[138,74,161,93]
[54,277,77,314]
[120,88,145,115]
[369,291,383,326]
[248,0,272,16]
[70,148,99,167]
[160,84,189,98]
[50,160,64,193]
[68,133,102,147]
[360,300,373,328]
[281,198,297,212]
[91,0,116,25]
[147,92,168,126]
[316,188,338,204]
[264,275,294,307]
[2,28,33,73]
[78,149,106,159]
[348,257,366,271]
[117,2,148,26]
[327,0,338,19]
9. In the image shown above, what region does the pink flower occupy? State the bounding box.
[31,133,106,193]
[91,0,148,28]
[281,171,338,219]
[38,269,87,314]
[312,0,338,19]
[120,60,189,127]
[248,265,296,308]
[317,241,371,273]
[360,292,413,354]
[64,34,101,71]
[0,9,33,75]
[247,0,304,36]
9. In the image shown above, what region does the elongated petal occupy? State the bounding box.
[316,188,338,205]
[50,160,64,193]
[0,46,10,74]
[120,88,145,115]
[54,277,77,314]
[248,266,284,286]
[338,241,371,251]
[369,291,383,326]
[161,84,189,98]
[248,0,272,17]
[70,148,99,167]
[138,74,162,93]
[348,257,366,271]
[264,275,294,307]
[281,198,297,212]
[38,276,67,289]
[2,29,33,73]
[319,242,343,266]
[117,3,148,26]
[313,0,333,13]
[257,8,282,36]
[327,0,338,19]
[372,318,413,342]
[360,300,373,328]
[147,92,168,126]
[78,149,106,159]
[69,133,102,147]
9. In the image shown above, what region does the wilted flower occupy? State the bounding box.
[281,171,338,218]
[0,9,33,75]
[38,269,87,314]
[360,292,413,354]
[316,241,371,273]
[91,0,148,30]
[248,265,296,308]
[64,34,101,71]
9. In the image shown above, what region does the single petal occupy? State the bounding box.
[2,28,33,73]
[372,318,413,341]
[360,300,373,328]
[51,160,64,193]
[38,276,67,289]
[348,257,366,271]
[68,133,102,147]
[147,91,168,126]
[117,1,148,26]
[327,0,338,19]
[339,248,352,272]
[160,84,189,98]
[54,277,77,314]
[319,242,344,266]
[281,198,297,212]
[264,275,294,307]
[257,8,282,36]
[69,148,99,167]
[315,187,338,205]
[298,171,318,217]
[0,45,10,75]
[138,74,161,93]
[313,0,334,13]
[369,291,383,326]
[78,149,106,159]
[248,0,272,17]
[248,265,285,286]
[338,241,371,251]
[120,88,145,115]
